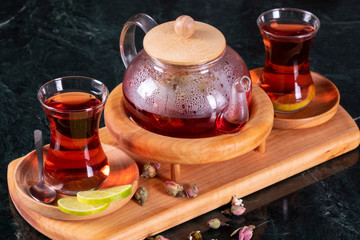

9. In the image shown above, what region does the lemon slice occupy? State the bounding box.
[58,197,109,216]
[272,85,315,112]
[77,185,132,205]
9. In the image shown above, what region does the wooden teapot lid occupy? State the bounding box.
[143,15,226,66]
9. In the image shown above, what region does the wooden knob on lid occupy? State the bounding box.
[143,16,226,66]
[174,15,196,38]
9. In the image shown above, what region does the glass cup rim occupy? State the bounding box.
[37,76,109,113]
[257,7,320,39]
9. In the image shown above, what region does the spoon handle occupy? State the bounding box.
[34,129,44,183]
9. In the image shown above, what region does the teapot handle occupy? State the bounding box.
[120,13,157,68]
[224,76,251,124]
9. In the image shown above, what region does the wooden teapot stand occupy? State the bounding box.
[104,81,274,182]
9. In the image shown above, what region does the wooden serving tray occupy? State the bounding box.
[7,106,360,239]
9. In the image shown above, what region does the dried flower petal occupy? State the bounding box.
[186,184,199,198]
[231,205,246,216]
[164,181,184,197]
[188,231,203,240]
[134,186,148,206]
[232,195,244,206]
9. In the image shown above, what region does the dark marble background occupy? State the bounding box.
[1,0,359,239]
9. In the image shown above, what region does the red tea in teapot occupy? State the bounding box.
[124,92,251,138]
[124,95,217,138]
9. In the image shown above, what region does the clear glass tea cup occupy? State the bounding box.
[257,8,320,113]
[38,76,109,195]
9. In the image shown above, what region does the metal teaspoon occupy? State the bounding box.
[29,129,57,203]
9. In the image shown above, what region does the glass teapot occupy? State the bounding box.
[120,14,252,138]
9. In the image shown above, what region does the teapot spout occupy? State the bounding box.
[216,76,251,133]
[225,76,251,124]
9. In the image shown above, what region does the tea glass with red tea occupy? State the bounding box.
[38,76,109,195]
[257,8,320,113]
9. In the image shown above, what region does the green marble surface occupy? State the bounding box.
[1,0,359,239]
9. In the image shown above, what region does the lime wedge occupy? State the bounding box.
[77,185,132,205]
[58,197,109,216]
[272,85,315,112]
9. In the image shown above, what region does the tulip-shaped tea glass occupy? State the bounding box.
[257,8,320,113]
[38,76,109,195]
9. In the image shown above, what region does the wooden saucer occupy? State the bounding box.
[12,144,139,221]
[250,68,340,129]
[104,84,274,165]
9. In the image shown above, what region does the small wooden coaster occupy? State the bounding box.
[250,68,340,129]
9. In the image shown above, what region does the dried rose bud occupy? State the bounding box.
[188,231,202,240]
[221,195,246,216]
[164,181,184,197]
[238,225,255,240]
[141,162,158,178]
[152,162,161,171]
[207,218,229,229]
[186,184,198,198]
[231,205,246,216]
[146,236,168,240]
[134,186,148,206]
[207,218,221,229]
[155,235,169,240]
[231,225,255,239]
